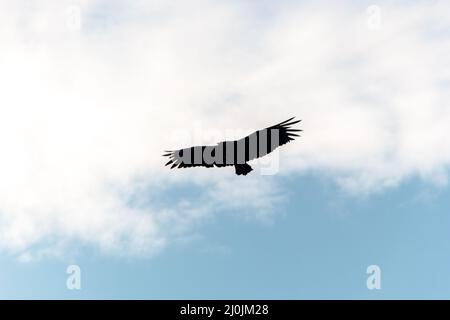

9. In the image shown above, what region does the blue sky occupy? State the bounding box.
[1,174,450,299]
[0,0,450,299]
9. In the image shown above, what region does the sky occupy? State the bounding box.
[0,0,450,299]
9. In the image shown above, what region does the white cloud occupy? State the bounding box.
[0,0,449,258]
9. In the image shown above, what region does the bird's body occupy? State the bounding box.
[164,117,301,175]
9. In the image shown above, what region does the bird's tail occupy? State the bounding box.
[234,163,253,176]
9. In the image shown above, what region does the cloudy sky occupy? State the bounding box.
[0,0,450,298]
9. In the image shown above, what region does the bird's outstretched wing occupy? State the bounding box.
[163,146,218,169]
[234,116,301,163]
[163,117,301,170]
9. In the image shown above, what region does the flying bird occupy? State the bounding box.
[163,117,301,176]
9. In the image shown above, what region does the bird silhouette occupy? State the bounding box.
[163,117,301,175]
